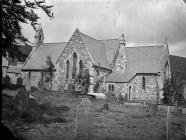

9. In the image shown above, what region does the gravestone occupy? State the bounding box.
[3,75,11,88]
[75,98,93,138]
[149,99,158,115]
[16,77,23,88]
[64,83,68,91]
[38,80,44,90]
[14,87,29,114]
[25,79,31,91]
[117,93,122,104]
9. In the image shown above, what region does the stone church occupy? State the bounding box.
[22,25,186,101]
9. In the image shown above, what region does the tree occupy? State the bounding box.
[74,69,90,95]
[162,74,185,106]
[1,0,54,59]
[44,56,55,90]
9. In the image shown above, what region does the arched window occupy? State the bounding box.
[142,76,145,90]
[66,60,70,79]
[79,60,83,76]
[129,86,131,100]
[72,53,77,79]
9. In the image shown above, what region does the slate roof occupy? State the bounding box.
[106,45,164,83]
[169,55,186,80]
[23,30,111,70]
[79,32,110,69]
[22,42,67,70]
[22,29,186,84]
[100,39,119,64]
[7,66,21,74]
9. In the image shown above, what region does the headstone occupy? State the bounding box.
[16,77,23,87]
[118,93,122,103]
[3,75,11,88]
[149,100,158,115]
[75,98,93,138]
[14,87,29,114]
[64,83,68,91]
[38,80,44,90]
[25,79,31,91]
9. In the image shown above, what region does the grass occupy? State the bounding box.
[2,89,186,140]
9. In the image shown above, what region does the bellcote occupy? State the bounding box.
[34,24,44,49]
[163,37,170,59]
[115,34,127,72]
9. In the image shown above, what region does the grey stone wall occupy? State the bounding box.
[56,30,93,91]
[129,74,159,100]
[106,74,159,101]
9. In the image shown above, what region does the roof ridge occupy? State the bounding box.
[44,42,67,44]
[99,39,119,41]
[79,32,104,44]
[169,54,186,59]
[126,45,164,48]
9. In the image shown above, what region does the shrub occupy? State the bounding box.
[162,75,185,106]
[39,102,51,110]
[31,86,38,92]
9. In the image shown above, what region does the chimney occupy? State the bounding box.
[115,34,127,72]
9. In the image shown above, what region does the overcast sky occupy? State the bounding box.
[21,0,186,57]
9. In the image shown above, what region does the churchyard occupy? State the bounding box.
[2,89,186,140]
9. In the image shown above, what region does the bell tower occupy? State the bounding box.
[115,34,127,72]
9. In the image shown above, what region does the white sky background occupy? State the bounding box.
[21,0,186,57]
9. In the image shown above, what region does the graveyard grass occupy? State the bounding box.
[2,89,186,140]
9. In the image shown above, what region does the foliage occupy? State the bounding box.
[74,69,90,94]
[162,75,185,106]
[93,80,100,93]
[44,56,55,89]
[82,69,90,93]
[1,0,54,59]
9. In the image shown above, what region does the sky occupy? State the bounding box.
[21,0,186,57]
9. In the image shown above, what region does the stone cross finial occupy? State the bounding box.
[165,37,168,46]
[119,34,126,45]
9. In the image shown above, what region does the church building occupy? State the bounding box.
[22,25,186,101]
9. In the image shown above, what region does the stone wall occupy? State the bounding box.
[56,29,94,91]
[129,74,159,101]
[106,74,159,101]
[7,73,21,84]
[23,71,41,88]
[105,82,128,97]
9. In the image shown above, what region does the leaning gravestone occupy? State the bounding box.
[16,77,23,88]
[14,87,29,114]
[3,75,11,88]
[38,80,44,90]
[75,98,93,138]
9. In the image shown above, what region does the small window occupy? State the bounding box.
[41,72,44,81]
[28,72,31,79]
[109,85,111,91]
[112,85,114,91]
[142,76,145,90]
[108,84,114,92]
